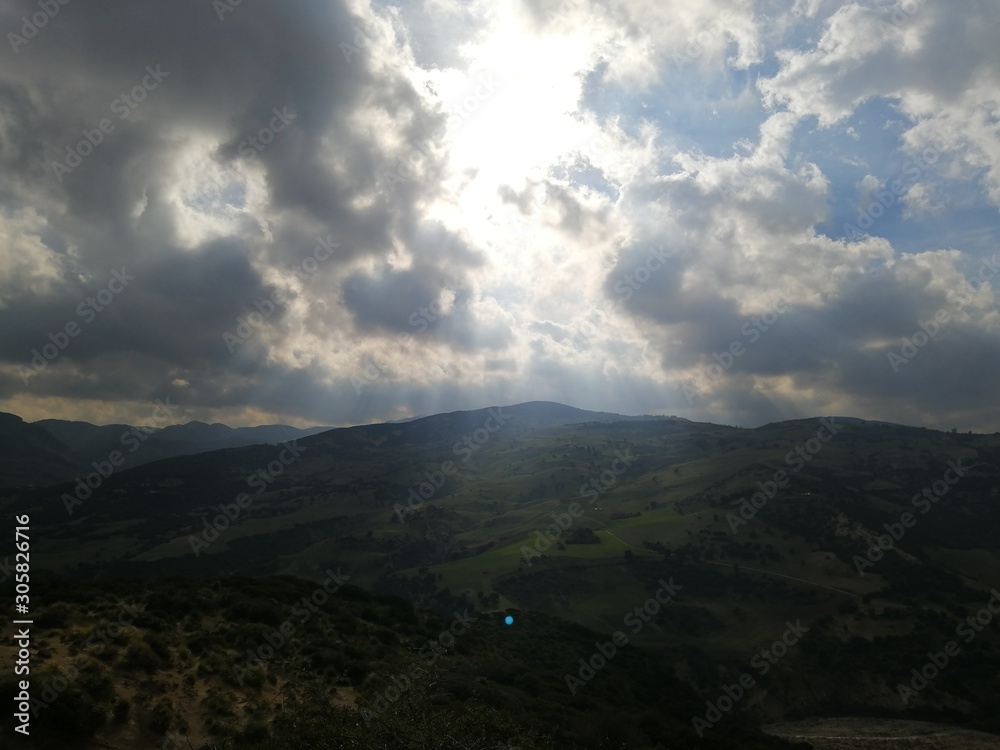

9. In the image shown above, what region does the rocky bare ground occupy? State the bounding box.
[762,718,1000,750]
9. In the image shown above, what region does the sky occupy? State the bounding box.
[1,0,998,431]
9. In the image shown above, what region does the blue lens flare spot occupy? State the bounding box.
[504,615,514,626]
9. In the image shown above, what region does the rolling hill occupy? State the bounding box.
[0,412,333,487]
[2,401,999,747]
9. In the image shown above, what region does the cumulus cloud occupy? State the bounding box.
[0,0,997,432]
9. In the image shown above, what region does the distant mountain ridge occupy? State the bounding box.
[2,400,661,488]
[0,402,948,489]
[0,412,80,488]
[0,414,334,487]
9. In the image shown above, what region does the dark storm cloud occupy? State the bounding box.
[340,220,504,351]
[610,244,1000,428]
[343,265,446,333]
[2,0,407,251]
[606,241,738,331]
[2,0,998,433]
[0,238,268,363]
[0,0,480,419]
[342,261,511,353]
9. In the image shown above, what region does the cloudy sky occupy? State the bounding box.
[1,0,998,431]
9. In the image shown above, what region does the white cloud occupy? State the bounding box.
[0,0,998,432]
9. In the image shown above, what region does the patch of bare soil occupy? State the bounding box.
[763,718,1000,750]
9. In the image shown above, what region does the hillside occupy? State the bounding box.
[2,402,1000,743]
[0,575,803,749]
[0,412,333,487]
[0,412,79,488]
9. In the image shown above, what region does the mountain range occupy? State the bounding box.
[0,411,333,487]
[1,401,999,749]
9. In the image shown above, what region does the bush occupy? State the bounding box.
[133,610,170,631]
[238,718,271,743]
[77,660,116,703]
[374,628,397,645]
[122,641,162,673]
[146,703,172,734]
[36,602,73,629]
[346,661,369,685]
[144,631,173,662]
[28,663,113,740]
[225,598,284,627]
[202,690,235,717]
